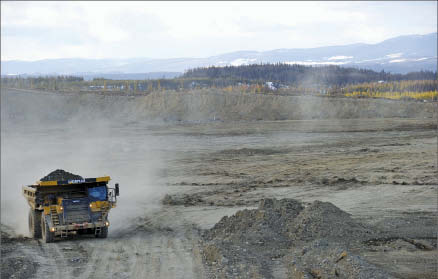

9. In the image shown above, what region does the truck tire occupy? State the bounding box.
[28,210,42,238]
[96,226,108,238]
[41,216,54,243]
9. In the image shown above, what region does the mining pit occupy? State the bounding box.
[1,88,437,279]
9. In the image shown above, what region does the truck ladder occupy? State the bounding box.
[94,214,104,236]
[50,208,68,238]
[50,207,60,226]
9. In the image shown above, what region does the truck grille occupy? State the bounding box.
[62,198,91,224]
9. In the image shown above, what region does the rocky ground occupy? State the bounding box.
[156,118,438,279]
[200,198,436,279]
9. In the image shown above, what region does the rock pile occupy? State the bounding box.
[40,169,83,181]
[204,199,374,246]
[201,198,391,278]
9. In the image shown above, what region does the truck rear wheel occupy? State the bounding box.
[28,210,42,238]
[41,216,54,243]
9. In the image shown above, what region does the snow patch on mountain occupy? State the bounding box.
[389,59,407,63]
[230,58,258,66]
[286,61,349,66]
[386,53,403,58]
[327,56,353,60]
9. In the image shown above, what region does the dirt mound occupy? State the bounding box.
[204,198,304,244]
[201,198,384,278]
[205,199,373,244]
[40,169,83,181]
[288,200,373,242]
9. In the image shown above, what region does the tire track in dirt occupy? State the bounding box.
[31,240,89,279]
[40,206,207,279]
[0,205,206,279]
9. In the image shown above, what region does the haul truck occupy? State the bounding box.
[23,172,119,243]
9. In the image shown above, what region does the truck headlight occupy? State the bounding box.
[60,206,63,211]
[89,203,93,208]
[50,227,55,232]
[105,221,110,227]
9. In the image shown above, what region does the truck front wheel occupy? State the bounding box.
[41,216,54,243]
[28,210,42,238]
[96,226,108,238]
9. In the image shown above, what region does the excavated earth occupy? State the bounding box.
[1,88,437,279]
[40,169,83,182]
[200,198,434,278]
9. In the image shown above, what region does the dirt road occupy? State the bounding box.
[2,207,207,279]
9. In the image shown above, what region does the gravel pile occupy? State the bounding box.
[40,169,83,181]
[204,198,303,245]
[287,200,374,242]
[205,199,374,246]
[201,198,387,278]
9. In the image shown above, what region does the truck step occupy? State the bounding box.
[50,208,60,225]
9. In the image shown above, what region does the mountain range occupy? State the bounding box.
[1,33,436,78]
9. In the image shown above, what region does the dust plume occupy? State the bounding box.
[1,88,170,236]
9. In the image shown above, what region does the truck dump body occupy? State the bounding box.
[22,170,119,242]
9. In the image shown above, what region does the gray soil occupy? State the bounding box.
[200,198,435,278]
[1,88,437,279]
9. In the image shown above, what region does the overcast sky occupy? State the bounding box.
[1,1,436,61]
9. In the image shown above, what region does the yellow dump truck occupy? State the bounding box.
[22,170,119,243]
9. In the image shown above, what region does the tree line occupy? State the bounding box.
[182,63,436,87]
[1,64,436,96]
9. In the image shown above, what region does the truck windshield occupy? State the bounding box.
[88,186,107,201]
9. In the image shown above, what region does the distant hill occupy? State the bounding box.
[80,72,181,80]
[1,33,436,76]
[1,72,181,81]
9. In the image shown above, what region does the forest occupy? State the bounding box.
[182,64,436,86]
[1,63,437,100]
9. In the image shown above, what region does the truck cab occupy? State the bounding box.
[23,175,119,243]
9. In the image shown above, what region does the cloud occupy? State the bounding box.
[2,25,96,46]
[1,1,437,61]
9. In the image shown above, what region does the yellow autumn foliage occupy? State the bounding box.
[345,90,437,100]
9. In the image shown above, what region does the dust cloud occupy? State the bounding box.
[1,89,171,236]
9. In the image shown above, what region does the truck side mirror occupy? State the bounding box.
[115,183,120,196]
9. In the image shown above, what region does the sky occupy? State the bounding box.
[1,1,437,61]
